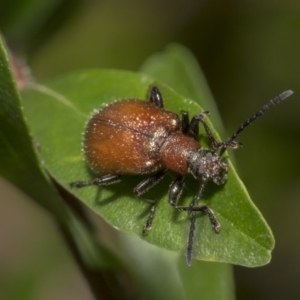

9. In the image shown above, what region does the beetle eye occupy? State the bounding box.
[198,166,206,175]
[206,152,213,159]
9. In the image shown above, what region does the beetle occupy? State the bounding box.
[71,86,293,266]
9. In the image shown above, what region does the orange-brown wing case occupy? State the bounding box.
[83,100,180,175]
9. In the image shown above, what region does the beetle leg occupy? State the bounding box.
[181,111,190,135]
[169,175,220,264]
[183,209,219,266]
[148,86,164,108]
[189,112,242,153]
[174,179,220,265]
[175,179,220,232]
[176,205,220,233]
[177,203,220,266]
[188,111,215,142]
[168,174,187,206]
[70,174,122,188]
[133,169,168,235]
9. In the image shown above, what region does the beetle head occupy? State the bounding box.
[188,149,228,185]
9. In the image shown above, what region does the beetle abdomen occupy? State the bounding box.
[84,100,180,175]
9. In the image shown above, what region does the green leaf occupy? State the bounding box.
[0,32,63,217]
[22,69,274,267]
[0,36,124,270]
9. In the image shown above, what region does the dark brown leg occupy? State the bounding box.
[133,169,168,234]
[149,86,164,108]
[70,174,122,188]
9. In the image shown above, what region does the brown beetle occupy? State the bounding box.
[72,86,293,265]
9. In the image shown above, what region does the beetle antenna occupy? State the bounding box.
[186,180,208,266]
[219,90,293,155]
[186,213,197,266]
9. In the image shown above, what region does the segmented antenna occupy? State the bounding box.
[220,90,293,155]
[186,213,197,266]
[186,180,208,266]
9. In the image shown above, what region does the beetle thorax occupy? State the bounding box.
[188,149,228,185]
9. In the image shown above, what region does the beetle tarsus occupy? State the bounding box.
[149,86,164,108]
[143,205,155,235]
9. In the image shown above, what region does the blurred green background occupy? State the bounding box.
[1,0,300,299]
